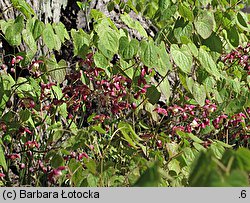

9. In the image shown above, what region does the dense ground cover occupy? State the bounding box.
[0,0,250,186]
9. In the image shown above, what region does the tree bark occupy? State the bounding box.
[1,0,157,63]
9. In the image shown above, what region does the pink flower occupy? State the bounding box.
[141,84,151,94]
[201,123,206,129]
[190,118,199,129]
[205,99,211,104]
[11,57,16,65]
[236,113,246,119]
[182,112,188,120]
[20,163,25,169]
[49,166,67,182]
[141,68,146,78]
[201,119,210,129]
[154,107,168,116]
[184,104,196,111]
[186,125,192,133]
[212,117,221,129]
[25,141,39,149]
[78,152,89,160]
[212,114,228,128]
[0,173,5,178]
[89,145,95,150]
[7,153,21,160]
[156,140,162,148]
[93,114,109,122]
[219,114,228,120]
[169,105,183,114]
[247,108,250,114]
[16,55,24,63]
[203,103,217,113]
[131,103,137,109]
[57,166,66,171]
[53,169,62,176]
[114,82,120,90]
[24,127,32,134]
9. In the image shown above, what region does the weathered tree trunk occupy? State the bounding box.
[1,0,157,63]
[0,0,68,22]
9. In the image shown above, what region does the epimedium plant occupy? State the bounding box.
[0,51,249,186]
[0,0,250,186]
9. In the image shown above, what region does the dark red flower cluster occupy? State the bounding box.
[222,43,250,75]
[154,100,249,146]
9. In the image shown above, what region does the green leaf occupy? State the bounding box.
[146,85,161,105]
[16,77,34,98]
[174,22,193,43]
[0,74,15,112]
[94,52,109,69]
[97,28,119,59]
[19,109,31,122]
[194,11,214,39]
[226,26,239,47]
[189,150,218,186]
[22,29,37,52]
[14,15,24,33]
[158,78,171,103]
[192,83,206,106]
[54,35,62,51]
[202,32,222,53]
[45,56,66,84]
[236,12,249,31]
[5,26,22,46]
[210,142,225,159]
[118,122,142,148]
[0,144,7,172]
[68,158,85,186]
[133,162,161,187]
[186,76,194,93]
[120,13,148,38]
[144,102,159,122]
[119,36,138,60]
[158,0,171,9]
[223,170,249,186]
[178,3,194,22]
[32,19,44,40]
[25,16,35,32]
[224,98,246,115]
[155,42,171,76]
[235,148,250,171]
[90,9,105,21]
[91,125,106,134]
[123,43,135,60]
[140,40,158,68]
[198,0,212,6]
[5,15,24,46]
[229,78,241,94]
[107,1,115,12]
[0,20,14,34]
[11,0,35,19]
[193,142,206,151]
[53,22,67,43]
[51,85,63,99]
[187,42,198,57]
[51,153,64,168]
[119,59,134,79]
[170,44,192,74]
[203,76,216,93]
[83,158,96,174]
[71,29,90,57]
[42,23,56,50]
[198,47,220,80]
